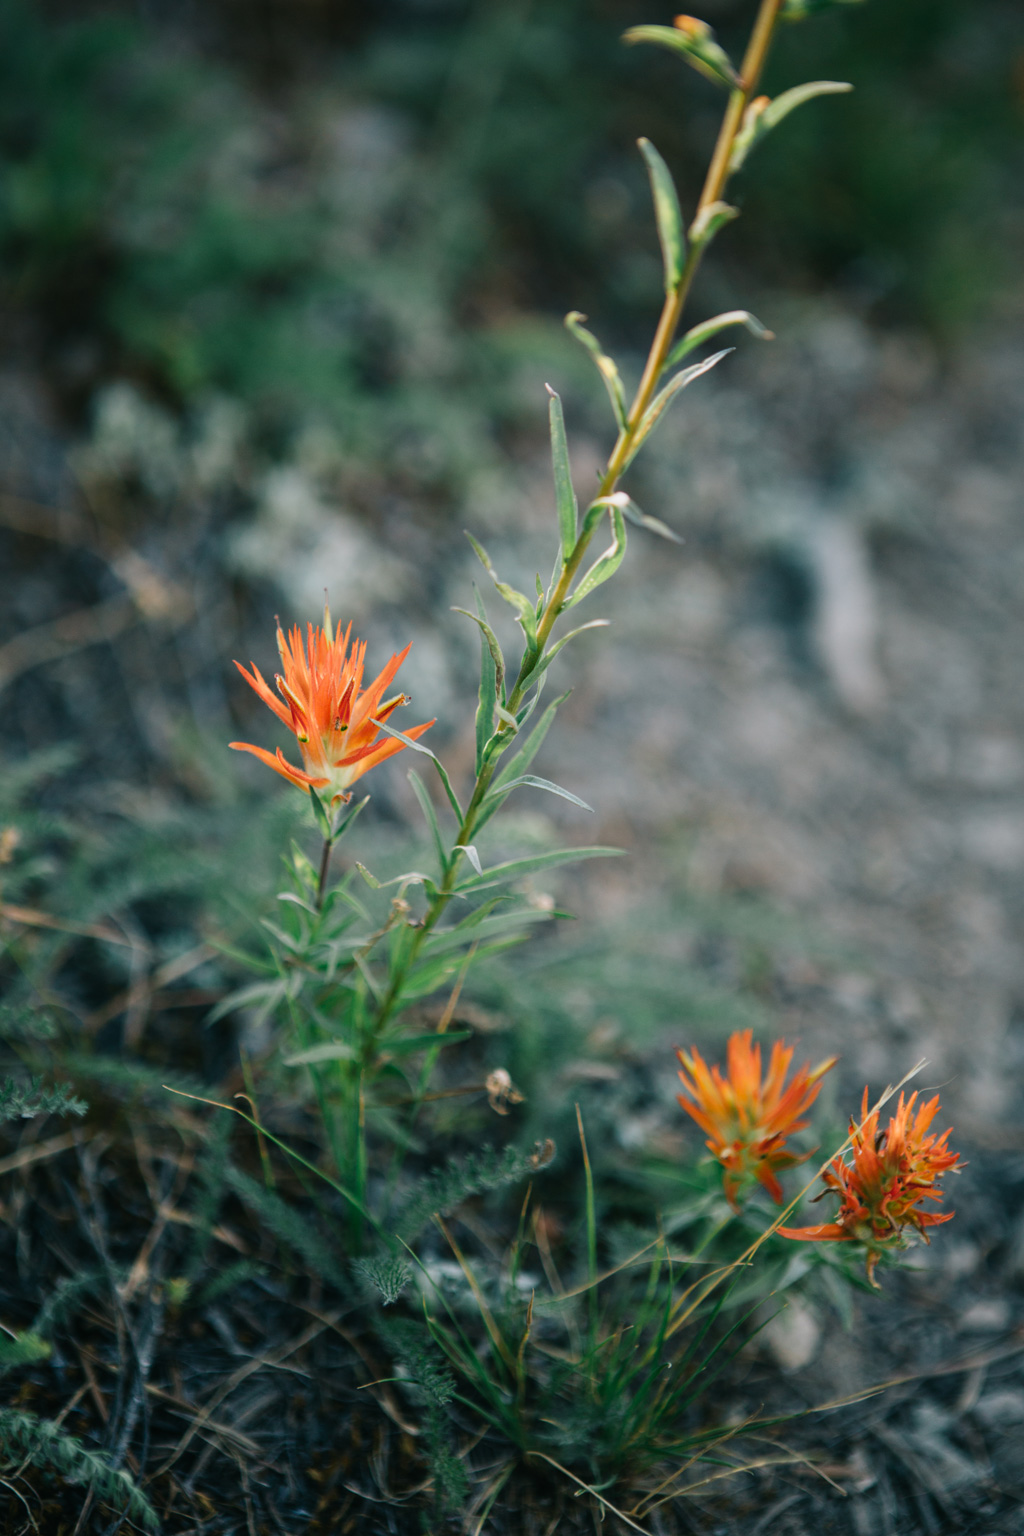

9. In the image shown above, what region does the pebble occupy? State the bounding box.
[762,1297,821,1372]
[973,1390,1024,1428]
[957,1298,1011,1333]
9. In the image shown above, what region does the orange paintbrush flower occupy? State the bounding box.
[779,1088,959,1285]
[230,607,434,807]
[677,1030,836,1210]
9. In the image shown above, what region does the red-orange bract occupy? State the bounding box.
[779,1089,959,1285]
[230,607,434,807]
[676,1030,836,1210]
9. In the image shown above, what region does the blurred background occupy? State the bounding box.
[2,0,1024,1142]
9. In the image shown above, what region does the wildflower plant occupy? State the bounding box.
[207,0,964,1518]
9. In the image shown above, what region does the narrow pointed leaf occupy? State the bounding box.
[665,310,773,371]
[472,689,571,836]
[762,79,852,135]
[284,1041,357,1067]
[546,386,578,560]
[464,534,538,648]
[638,138,685,293]
[472,601,498,777]
[529,621,610,682]
[688,200,739,249]
[452,605,506,703]
[371,717,463,822]
[454,844,483,876]
[308,788,332,840]
[422,908,552,958]
[564,312,627,430]
[618,498,683,544]
[622,22,739,90]
[481,774,593,813]
[408,769,448,878]
[625,349,731,467]
[454,845,622,894]
[731,81,851,173]
[380,1030,473,1057]
[564,501,627,610]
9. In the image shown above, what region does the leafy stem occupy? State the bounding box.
[363,0,785,1046]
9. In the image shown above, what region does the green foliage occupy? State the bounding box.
[378,1316,468,1512]
[0,1332,50,1377]
[394,1142,555,1245]
[0,1408,158,1531]
[354,1254,413,1307]
[0,1075,86,1123]
[222,1163,344,1283]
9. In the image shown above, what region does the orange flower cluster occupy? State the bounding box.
[779,1089,959,1284]
[231,608,433,807]
[677,1030,836,1210]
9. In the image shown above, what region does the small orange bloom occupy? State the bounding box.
[677,1030,836,1209]
[230,606,434,806]
[779,1089,959,1285]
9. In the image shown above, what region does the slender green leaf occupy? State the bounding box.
[471,595,498,776]
[622,22,739,90]
[206,977,291,1026]
[480,774,593,813]
[563,500,627,610]
[452,605,506,703]
[371,717,463,822]
[546,386,578,560]
[356,863,433,893]
[308,787,332,840]
[408,769,448,878]
[731,80,852,173]
[564,312,627,430]
[454,844,483,876]
[333,793,371,841]
[422,908,552,959]
[464,535,539,648]
[638,138,686,293]
[284,1041,357,1067]
[617,497,683,543]
[454,846,622,894]
[493,691,569,790]
[380,1030,473,1057]
[528,624,610,691]
[689,200,739,249]
[665,309,773,371]
[625,348,731,467]
[391,955,462,1002]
